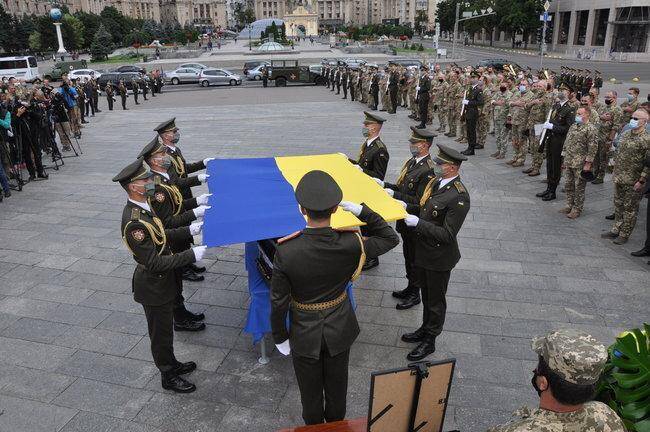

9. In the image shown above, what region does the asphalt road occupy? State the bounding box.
[439,42,650,82]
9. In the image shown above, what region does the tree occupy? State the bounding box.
[0,5,13,52]
[233,3,255,29]
[124,29,150,47]
[494,0,543,48]
[436,0,457,33]
[28,31,42,51]
[74,11,101,49]
[90,23,114,60]
[414,10,428,35]
[36,15,57,51]
[62,13,85,50]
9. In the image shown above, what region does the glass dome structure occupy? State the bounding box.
[257,42,286,52]
[238,18,285,39]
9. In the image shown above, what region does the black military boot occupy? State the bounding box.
[173,361,197,375]
[401,328,426,343]
[174,320,206,332]
[535,187,551,198]
[396,293,421,310]
[407,337,436,361]
[392,287,411,299]
[189,263,206,273]
[161,371,196,393]
[180,307,205,322]
[362,257,379,271]
[542,187,557,201]
[182,267,204,282]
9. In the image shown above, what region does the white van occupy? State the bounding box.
[0,56,40,83]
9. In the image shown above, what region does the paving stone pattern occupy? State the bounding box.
[0,85,647,432]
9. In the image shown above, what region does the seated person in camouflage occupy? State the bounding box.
[487,329,625,432]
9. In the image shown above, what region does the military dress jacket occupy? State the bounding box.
[387,155,435,234]
[148,172,198,228]
[270,204,399,359]
[164,145,204,198]
[403,177,470,271]
[351,137,390,180]
[613,129,650,185]
[417,74,431,104]
[464,85,484,120]
[121,201,195,306]
[546,101,576,147]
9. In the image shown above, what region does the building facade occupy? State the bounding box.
[255,0,435,29]
[549,0,649,56]
[160,0,227,28]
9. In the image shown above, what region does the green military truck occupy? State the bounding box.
[43,60,88,81]
[268,60,325,87]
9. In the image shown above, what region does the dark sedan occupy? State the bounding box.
[475,59,523,72]
[112,65,147,74]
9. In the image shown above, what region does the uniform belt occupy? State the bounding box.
[292,291,348,311]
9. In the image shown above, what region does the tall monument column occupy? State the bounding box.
[50,7,68,56]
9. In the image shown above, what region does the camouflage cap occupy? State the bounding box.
[532,329,608,385]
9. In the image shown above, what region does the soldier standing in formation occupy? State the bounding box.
[387,64,399,114]
[559,106,598,219]
[602,109,649,245]
[271,170,398,426]
[487,329,626,432]
[396,144,470,361]
[460,72,484,156]
[537,83,576,202]
[131,77,140,105]
[378,127,435,310]
[105,81,115,110]
[491,79,512,159]
[118,80,128,110]
[592,91,623,184]
[112,159,206,393]
[416,65,431,128]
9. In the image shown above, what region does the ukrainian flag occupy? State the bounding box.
[202,153,406,247]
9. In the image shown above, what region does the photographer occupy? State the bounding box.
[0,93,13,201]
[58,78,81,138]
[51,89,73,152]
[11,94,48,181]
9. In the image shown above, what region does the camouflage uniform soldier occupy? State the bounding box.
[620,87,640,125]
[427,72,439,126]
[593,91,624,183]
[445,73,462,138]
[508,83,534,166]
[476,79,491,147]
[435,74,448,132]
[487,329,625,432]
[602,109,650,244]
[456,76,469,144]
[380,70,390,112]
[523,82,552,176]
[399,67,409,108]
[491,82,511,158]
[559,107,598,218]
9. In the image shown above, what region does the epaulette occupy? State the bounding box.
[375,138,386,149]
[154,175,162,184]
[277,231,301,244]
[426,158,434,168]
[454,180,466,194]
[130,207,140,220]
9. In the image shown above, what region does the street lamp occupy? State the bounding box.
[248,24,252,50]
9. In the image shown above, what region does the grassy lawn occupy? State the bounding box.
[394,47,437,54]
[91,54,143,65]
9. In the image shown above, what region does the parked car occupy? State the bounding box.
[341,58,367,69]
[198,69,242,87]
[245,64,265,81]
[309,64,323,75]
[475,58,523,72]
[43,60,88,81]
[68,68,102,81]
[179,63,209,70]
[165,67,201,85]
[112,65,147,74]
[243,61,269,76]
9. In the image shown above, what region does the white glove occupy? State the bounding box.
[462,99,469,105]
[203,157,215,166]
[189,221,203,235]
[197,193,212,205]
[339,201,362,216]
[384,188,394,197]
[192,245,207,261]
[372,177,384,187]
[416,86,420,91]
[354,164,363,172]
[405,214,419,227]
[543,121,554,130]
[198,173,210,183]
[276,339,290,356]
[193,205,211,218]
[395,200,407,209]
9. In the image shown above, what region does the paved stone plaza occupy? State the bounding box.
[0,84,648,432]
